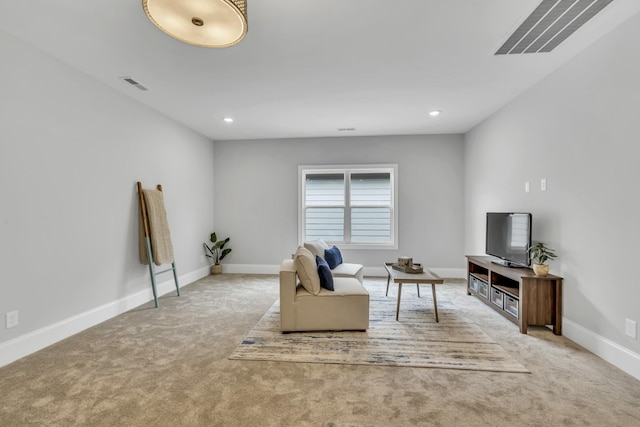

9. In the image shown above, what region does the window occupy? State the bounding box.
[299,165,398,249]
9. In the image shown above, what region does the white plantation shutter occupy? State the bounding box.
[304,174,344,206]
[304,174,345,241]
[350,173,391,243]
[305,208,344,240]
[300,166,396,247]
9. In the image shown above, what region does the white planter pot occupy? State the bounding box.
[532,264,549,277]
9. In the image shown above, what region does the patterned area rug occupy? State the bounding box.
[229,282,529,373]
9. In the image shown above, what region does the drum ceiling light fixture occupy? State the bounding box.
[142,0,248,48]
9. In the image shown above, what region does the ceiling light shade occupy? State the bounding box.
[142,0,247,48]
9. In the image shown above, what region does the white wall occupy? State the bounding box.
[0,31,214,365]
[465,13,640,378]
[213,134,465,277]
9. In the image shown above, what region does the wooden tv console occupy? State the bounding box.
[466,256,563,335]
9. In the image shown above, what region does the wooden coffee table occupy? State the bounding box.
[384,263,444,322]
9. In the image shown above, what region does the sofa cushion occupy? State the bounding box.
[304,239,329,259]
[331,262,363,279]
[316,256,334,291]
[324,245,343,269]
[294,246,321,295]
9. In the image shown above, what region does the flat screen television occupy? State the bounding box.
[485,212,532,267]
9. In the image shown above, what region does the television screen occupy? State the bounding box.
[485,212,532,267]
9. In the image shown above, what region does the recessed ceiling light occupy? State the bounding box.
[223,117,234,123]
[429,110,441,117]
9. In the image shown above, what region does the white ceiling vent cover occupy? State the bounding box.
[120,77,149,91]
[496,0,613,55]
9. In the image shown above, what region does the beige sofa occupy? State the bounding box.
[279,244,369,332]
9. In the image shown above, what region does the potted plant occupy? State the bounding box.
[203,232,232,274]
[527,242,556,276]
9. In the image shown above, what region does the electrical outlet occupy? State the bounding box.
[525,181,530,193]
[625,319,637,339]
[6,310,18,329]
[540,178,547,191]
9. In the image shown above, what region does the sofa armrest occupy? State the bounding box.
[279,259,297,332]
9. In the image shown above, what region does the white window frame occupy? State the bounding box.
[298,164,398,250]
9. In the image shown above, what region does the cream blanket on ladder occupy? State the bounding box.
[139,189,174,266]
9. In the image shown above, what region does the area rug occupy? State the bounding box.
[229,283,530,373]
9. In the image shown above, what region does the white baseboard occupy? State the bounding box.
[427,268,467,279]
[563,318,640,381]
[222,264,280,274]
[0,266,210,368]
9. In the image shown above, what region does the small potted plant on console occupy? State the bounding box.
[527,242,556,277]
[203,232,232,274]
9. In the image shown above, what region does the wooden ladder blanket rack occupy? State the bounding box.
[137,182,180,307]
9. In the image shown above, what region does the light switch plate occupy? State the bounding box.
[625,319,637,339]
[6,311,18,329]
[541,178,547,191]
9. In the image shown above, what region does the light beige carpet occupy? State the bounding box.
[230,287,530,373]
[1,275,639,426]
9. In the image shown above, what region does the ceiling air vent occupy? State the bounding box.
[496,0,613,55]
[120,77,149,91]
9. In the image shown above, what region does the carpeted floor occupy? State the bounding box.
[1,274,639,426]
[230,287,529,373]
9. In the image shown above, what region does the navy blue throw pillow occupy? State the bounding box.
[324,245,343,269]
[316,256,334,291]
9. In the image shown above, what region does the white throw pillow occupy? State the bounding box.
[304,239,329,260]
[294,246,321,295]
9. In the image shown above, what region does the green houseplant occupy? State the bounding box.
[203,232,232,274]
[527,242,557,276]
